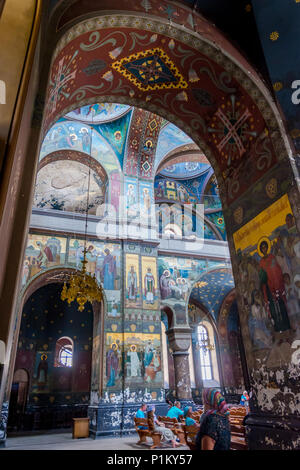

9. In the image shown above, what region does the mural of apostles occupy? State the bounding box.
[22,235,67,286]
[69,240,120,291]
[234,194,300,354]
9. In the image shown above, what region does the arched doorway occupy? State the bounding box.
[7,281,95,433]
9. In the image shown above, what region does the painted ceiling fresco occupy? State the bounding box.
[65,102,131,123]
[34,160,105,214]
[252,0,300,151]
[38,100,226,240]
[42,14,285,210]
[189,268,234,321]
[154,123,194,171]
[40,120,120,175]
[159,161,210,179]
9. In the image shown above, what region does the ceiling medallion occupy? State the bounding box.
[208,94,257,167]
[111,47,188,91]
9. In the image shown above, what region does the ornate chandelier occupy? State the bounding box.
[60,124,103,311]
[61,252,103,311]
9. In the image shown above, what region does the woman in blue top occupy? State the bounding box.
[135,403,147,429]
[183,406,200,427]
[195,388,231,451]
[240,391,250,413]
[166,401,184,420]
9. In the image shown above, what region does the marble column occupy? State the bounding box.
[166,327,192,401]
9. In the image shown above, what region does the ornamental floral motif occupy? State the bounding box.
[111,47,188,91]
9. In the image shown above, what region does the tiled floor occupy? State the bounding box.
[2,431,190,451]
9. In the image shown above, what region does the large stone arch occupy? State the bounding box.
[6,266,107,433]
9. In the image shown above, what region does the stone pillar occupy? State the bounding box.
[166,327,192,401]
[0,2,43,446]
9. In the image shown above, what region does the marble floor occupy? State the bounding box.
[2,431,190,451]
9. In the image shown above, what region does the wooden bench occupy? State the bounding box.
[134,417,161,449]
[183,424,199,450]
[230,434,247,450]
[158,416,186,445]
[191,411,202,422]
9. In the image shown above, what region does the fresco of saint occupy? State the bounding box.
[106,343,119,387]
[127,265,138,301]
[101,248,117,290]
[144,267,155,304]
[258,239,291,332]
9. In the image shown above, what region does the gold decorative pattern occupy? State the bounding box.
[111,47,188,91]
[270,31,279,41]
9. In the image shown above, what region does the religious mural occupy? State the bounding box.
[233,194,300,357]
[22,234,67,287]
[65,103,131,124]
[40,120,120,176]
[125,253,141,308]
[68,239,121,291]
[158,256,223,309]
[33,352,52,393]
[154,123,193,170]
[105,333,123,388]
[125,177,139,217]
[141,257,158,310]
[34,160,105,214]
[139,181,153,219]
[123,332,162,385]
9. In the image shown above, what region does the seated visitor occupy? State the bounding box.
[183,406,199,427]
[195,388,231,451]
[166,400,184,420]
[147,405,180,448]
[135,402,147,429]
[240,391,250,412]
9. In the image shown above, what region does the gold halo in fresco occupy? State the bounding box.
[257,236,271,257]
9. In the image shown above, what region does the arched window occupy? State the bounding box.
[197,325,213,380]
[54,337,73,367]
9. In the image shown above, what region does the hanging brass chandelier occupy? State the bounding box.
[61,123,103,311]
[61,251,103,311]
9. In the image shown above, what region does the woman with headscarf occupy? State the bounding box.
[195,388,231,450]
[147,405,180,448]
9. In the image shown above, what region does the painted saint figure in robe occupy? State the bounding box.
[258,240,291,332]
[144,267,155,304]
[101,248,117,290]
[80,127,91,153]
[37,354,48,390]
[145,348,161,383]
[127,345,141,377]
[106,343,119,387]
[127,265,138,301]
[144,340,154,380]
[248,289,273,349]
[160,270,171,300]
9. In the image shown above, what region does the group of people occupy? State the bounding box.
[135,388,246,450]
